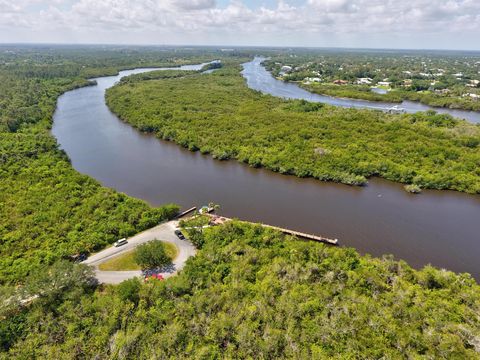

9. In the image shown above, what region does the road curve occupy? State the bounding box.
[82,220,196,284]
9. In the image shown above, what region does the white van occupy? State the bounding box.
[114,238,128,247]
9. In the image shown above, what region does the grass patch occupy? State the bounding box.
[98,241,178,271]
[98,251,139,271]
[163,241,179,260]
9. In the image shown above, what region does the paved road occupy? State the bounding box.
[82,220,196,284]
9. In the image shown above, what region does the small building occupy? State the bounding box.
[377,81,391,87]
[280,65,293,73]
[333,79,348,85]
[303,77,321,84]
[464,93,480,100]
[467,79,480,87]
[356,77,372,85]
[403,79,413,86]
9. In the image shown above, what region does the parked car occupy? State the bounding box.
[75,253,88,262]
[174,229,186,240]
[114,238,128,247]
[66,253,88,263]
[145,273,164,281]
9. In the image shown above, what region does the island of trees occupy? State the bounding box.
[106,61,480,194]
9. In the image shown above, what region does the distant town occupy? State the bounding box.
[265,51,480,110]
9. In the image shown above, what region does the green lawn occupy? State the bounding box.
[98,241,178,271]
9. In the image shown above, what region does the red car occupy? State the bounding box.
[145,273,164,281]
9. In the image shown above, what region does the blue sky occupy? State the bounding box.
[1,0,480,50]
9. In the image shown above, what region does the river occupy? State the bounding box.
[52,60,480,279]
[243,57,480,124]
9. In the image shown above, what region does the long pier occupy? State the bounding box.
[203,213,338,246]
[262,224,338,245]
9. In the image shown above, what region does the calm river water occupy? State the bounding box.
[52,60,480,279]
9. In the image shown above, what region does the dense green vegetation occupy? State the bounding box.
[1,45,480,358]
[264,49,480,111]
[107,64,480,193]
[302,82,480,111]
[118,69,199,84]
[402,90,480,111]
[0,129,179,283]
[0,45,249,284]
[2,221,479,358]
[301,83,404,103]
[1,45,247,283]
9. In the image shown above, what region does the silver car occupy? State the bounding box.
[114,238,128,247]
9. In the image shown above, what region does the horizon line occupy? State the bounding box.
[1,41,480,53]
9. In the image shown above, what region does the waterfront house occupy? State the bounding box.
[463,93,480,100]
[467,79,480,87]
[377,81,391,87]
[303,77,321,84]
[356,77,372,85]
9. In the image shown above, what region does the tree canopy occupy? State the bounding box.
[1,222,479,358]
[134,240,172,270]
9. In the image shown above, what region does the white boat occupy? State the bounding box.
[387,105,406,114]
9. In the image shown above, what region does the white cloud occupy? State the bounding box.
[308,0,357,13]
[173,0,216,10]
[0,0,479,49]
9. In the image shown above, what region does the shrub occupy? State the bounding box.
[134,240,172,270]
[117,278,142,304]
[405,184,422,194]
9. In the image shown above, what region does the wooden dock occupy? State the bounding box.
[261,224,338,245]
[177,206,197,218]
[204,213,338,246]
